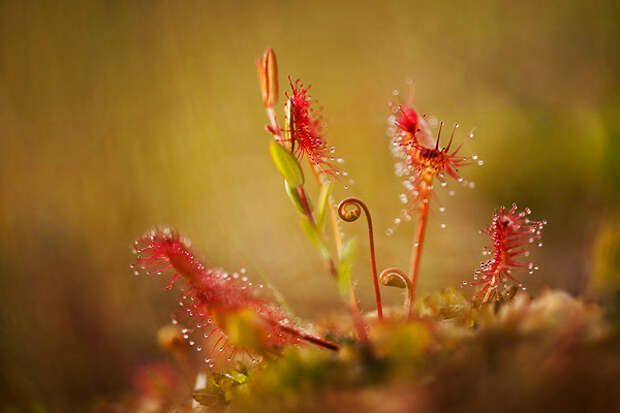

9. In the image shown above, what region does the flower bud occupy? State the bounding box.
[256,47,279,107]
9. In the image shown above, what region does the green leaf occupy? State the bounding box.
[270,141,304,186]
[316,181,333,232]
[284,180,306,214]
[337,239,357,298]
[300,217,328,259]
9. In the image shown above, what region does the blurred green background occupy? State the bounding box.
[1,0,618,410]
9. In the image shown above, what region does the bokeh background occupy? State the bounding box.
[1,0,618,410]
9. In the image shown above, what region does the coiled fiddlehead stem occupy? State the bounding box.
[379,267,413,319]
[337,197,383,320]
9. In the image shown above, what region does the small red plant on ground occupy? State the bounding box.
[132,227,338,369]
[389,99,478,303]
[471,204,547,303]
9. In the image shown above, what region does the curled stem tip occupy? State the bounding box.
[337,197,383,320]
[379,267,413,319]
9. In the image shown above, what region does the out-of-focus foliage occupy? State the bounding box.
[1,0,619,410]
[589,218,620,298]
[103,290,619,412]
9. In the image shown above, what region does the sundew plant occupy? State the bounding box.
[121,48,620,413]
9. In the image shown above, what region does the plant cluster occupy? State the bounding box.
[113,49,620,413]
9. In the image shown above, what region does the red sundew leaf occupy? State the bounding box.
[131,227,337,369]
[470,205,547,302]
[390,110,476,216]
[284,77,343,179]
[394,104,434,149]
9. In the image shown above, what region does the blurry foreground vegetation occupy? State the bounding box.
[101,289,620,413]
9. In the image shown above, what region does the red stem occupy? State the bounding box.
[347,288,369,342]
[409,197,429,307]
[266,106,281,139]
[276,323,340,351]
[337,198,383,320]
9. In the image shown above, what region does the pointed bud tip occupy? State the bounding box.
[257,47,279,108]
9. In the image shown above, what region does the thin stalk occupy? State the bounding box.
[266,106,281,139]
[272,322,340,351]
[337,197,383,320]
[298,184,337,279]
[347,287,369,342]
[310,165,343,258]
[409,194,430,307]
[328,197,344,258]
